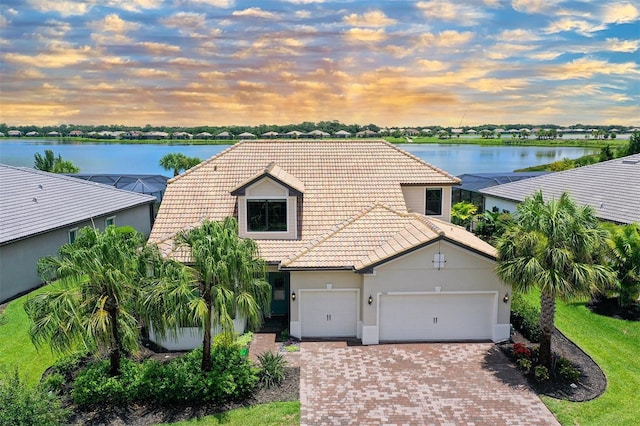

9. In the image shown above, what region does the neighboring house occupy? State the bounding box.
[148,140,511,348]
[67,174,169,204]
[238,132,256,139]
[453,172,549,209]
[8,130,22,137]
[480,153,640,224]
[334,130,351,138]
[0,165,156,303]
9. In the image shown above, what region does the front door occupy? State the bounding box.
[269,272,290,316]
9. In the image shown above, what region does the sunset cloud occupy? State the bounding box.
[1,0,638,126]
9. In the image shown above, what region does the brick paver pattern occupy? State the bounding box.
[300,342,560,426]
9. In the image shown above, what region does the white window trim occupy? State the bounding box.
[245,197,289,234]
[425,187,443,216]
[105,215,116,228]
[69,227,78,244]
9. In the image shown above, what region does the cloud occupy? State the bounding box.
[416,1,487,25]
[604,37,640,52]
[343,28,387,43]
[511,0,560,14]
[26,0,90,17]
[161,12,207,28]
[138,41,181,55]
[189,0,235,7]
[545,18,604,35]
[105,0,163,12]
[97,14,140,33]
[343,10,397,27]
[494,28,541,42]
[416,59,448,72]
[601,2,640,24]
[418,30,474,48]
[3,44,92,68]
[232,8,277,19]
[541,57,639,80]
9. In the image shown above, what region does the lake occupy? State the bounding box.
[0,139,598,176]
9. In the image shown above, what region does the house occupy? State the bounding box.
[67,174,169,204]
[196,132,214,139]
[480,153,640,224]
[305,130,330,138]
[238,132,257,139]
[69,130,84,137]
[453,172,549,209]
[172,132,193,140]
[0,165,156,303]
[284,130,304,138]
[8,130,22,137]
[148,140,511,348]
[334,130,351,138]
[355,129,378,138]
[262,131,280,138]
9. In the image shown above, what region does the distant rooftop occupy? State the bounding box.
[67,174,169,201]
[457,172,549,193]
[0,165,156,244]
[480,154,640,224]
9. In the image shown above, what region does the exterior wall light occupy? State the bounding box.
[291,291,296,301]
[368,294,373,305]
[503,293,509,303]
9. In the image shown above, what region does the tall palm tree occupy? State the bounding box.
[24,226,154,376]
[604,223,640,308]
[143,217,271,372]
[496,191,614,368]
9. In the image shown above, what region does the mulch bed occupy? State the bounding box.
[499,330,606,402]
[67,367,299,426]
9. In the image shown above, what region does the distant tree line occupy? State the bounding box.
[1,121,636,138]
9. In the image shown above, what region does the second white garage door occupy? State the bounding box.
[379,293,495,341]
[301,290,358,338]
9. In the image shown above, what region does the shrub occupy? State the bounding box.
[556,358,581,382]
[512,343,531,359]
[0,369,69,426]
[516,358,532,373]
[257,351,287,388]
[41,372,65,394]
[72,359,140,406]
[72,343,258,407]
[534,365,550,382]
[510,292,542,342]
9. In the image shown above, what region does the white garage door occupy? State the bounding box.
[379,293,494,341]
[301,290,358,338]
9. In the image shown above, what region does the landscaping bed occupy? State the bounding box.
[500,330,606,402]
[67,367,299,425]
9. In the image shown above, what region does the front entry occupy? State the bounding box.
[268,271,290,317]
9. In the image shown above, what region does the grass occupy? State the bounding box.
[0,288,58,387]
[162,402,300,425]
[520,291,640,426]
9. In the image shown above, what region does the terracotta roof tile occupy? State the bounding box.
[149,140,462,264]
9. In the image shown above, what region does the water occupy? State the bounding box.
[0,139,598,176]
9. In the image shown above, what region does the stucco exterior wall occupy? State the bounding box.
[401,185,453,221]
[361,240,510,344]
[0,205,153,303]
[483,195,518,214]
[238,179,298,240]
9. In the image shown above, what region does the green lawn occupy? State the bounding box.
[521,292,640,426]
[163,402,300,425]
[0,289,58,386]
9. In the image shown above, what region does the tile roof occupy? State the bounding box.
[149,139,462,265]
[0,164,156,244]
[280,203,495,270]
[480,153,640,224]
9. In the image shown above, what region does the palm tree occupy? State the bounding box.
[604,223,640,308]
[24,226,154,376]
[143,217,271,372]
[496,191,614,368]
[34,149,80,173]
[159,153,201,176]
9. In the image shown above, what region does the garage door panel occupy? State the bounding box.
[379,293,494,341]
[301,290,358,338]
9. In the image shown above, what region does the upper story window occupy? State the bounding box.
[105,216,115,227]
[247,199,287,232]
[425,188,443,216]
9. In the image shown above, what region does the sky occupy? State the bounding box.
[0,1,638,127]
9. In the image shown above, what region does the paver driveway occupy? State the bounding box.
[299,341,559,426]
